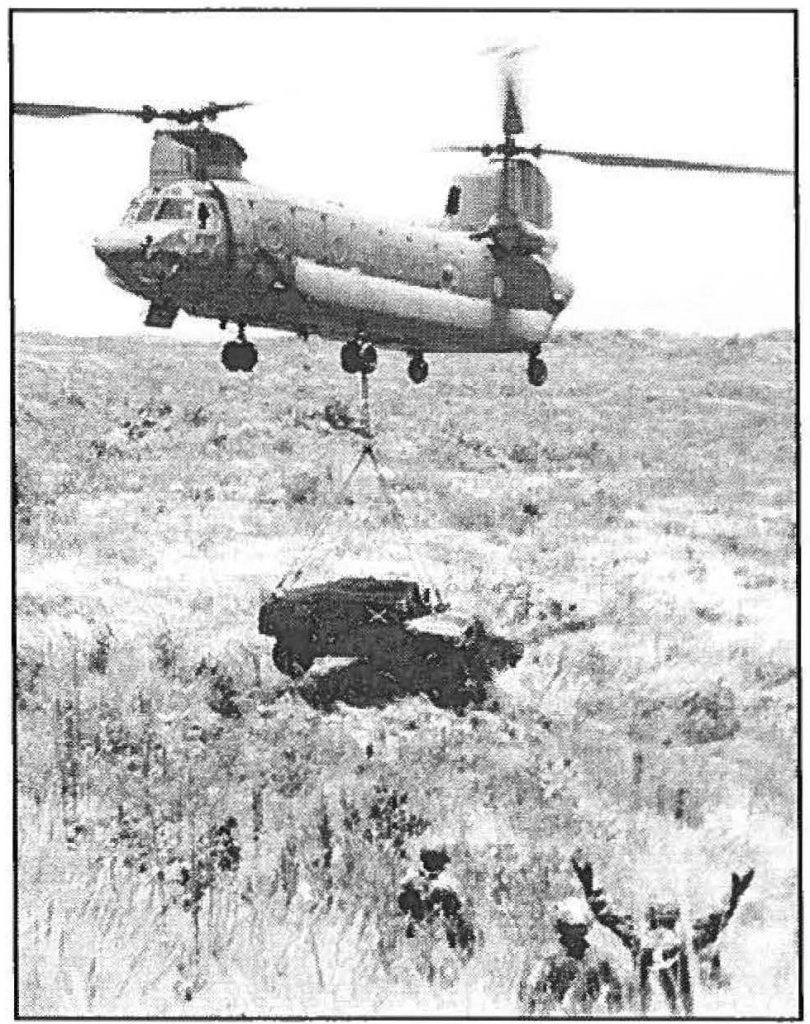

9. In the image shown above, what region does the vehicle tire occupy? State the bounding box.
[340,341,362,374]
[408,356,428,384]
[527,355,548,387]
[272,640,314,678]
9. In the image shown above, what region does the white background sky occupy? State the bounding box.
[12,9,795,337]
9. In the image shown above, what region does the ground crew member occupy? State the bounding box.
[572,858,755,1015]
[518,896,627,1015]
[397,847,476,960]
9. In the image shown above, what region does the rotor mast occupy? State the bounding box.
[433,44,792,179]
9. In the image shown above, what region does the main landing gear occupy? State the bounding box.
[527,345,548,387]
[221,322,258,373]
[407,352,429,384]
[340,332,378,375]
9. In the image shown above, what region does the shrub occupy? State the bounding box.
[679,683,741,745]
[87,627,113,675]
[196,659,242,720]
[283,470,320,506]
[323,398,354,431]
[509,443,538,469]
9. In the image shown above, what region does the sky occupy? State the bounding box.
[12,10,795,337]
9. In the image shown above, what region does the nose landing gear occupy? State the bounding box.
[221,323,258,373]
[527,346,548,387]
[407,353,429,384]
[340,332,378,375]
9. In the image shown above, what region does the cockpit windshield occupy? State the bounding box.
[136,199,159,222]
[155,198,193,221]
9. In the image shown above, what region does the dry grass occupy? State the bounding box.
[15,327,797,1016]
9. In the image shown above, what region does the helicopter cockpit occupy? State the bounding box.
[94,180,223,292]
[122,183,217,231]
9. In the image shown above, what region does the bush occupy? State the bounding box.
[509,443,538,469]
[631,682,741,746]
[283,470,320,506]
[323,398,355,431]
[679,683,741,745]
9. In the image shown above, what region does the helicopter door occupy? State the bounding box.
[192,197,224,260]
[225,194,258,266]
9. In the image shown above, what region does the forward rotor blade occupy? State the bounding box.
[14,102,146,119]
[14,100,252,124]
[542,146,793,176]
[433,144,491,153]
[199,101,251,119]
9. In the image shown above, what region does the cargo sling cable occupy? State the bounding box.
[272,371,446,609]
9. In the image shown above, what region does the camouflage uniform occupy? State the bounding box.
[398,848,476,963]
[519,897,626,1016]
[572,859,755,1015]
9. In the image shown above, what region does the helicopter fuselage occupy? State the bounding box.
[93,176,572,354]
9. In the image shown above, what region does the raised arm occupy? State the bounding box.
[571,858,639,954]
[692,868,755,952]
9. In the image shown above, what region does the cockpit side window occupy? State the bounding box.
[155,198,193,221]
[136,199,159,222]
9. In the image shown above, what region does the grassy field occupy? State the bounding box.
[15,326,797,1016]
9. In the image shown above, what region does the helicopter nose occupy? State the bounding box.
[93,228,148,265]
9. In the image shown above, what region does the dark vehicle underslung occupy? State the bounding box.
[258,576,523,711]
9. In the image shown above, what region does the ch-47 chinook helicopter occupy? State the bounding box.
[15,67,792,387]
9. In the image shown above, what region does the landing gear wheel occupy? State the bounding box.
[240,341,258,372]
[527,354,548,387]
[221,341,258,372]
[221,340,241,372]
[341,340,362,374]
[272,640,314,679]
[408,355,429,384]
[341,340,377,374]
[359,342,377,374]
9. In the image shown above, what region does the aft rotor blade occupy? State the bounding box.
[542,146,793,176]
[502,74,524,137]
[206,101,250,113]
[14,102,146,119]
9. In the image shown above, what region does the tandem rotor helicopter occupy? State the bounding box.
[15,54,792,387]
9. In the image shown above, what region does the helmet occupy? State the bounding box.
[555,896,591,927]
